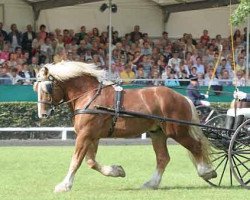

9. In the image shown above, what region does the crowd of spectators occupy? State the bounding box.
[0,22,248,87]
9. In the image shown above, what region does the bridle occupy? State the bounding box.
[37,74,114,117]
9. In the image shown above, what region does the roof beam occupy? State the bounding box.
[32,0,104,12]
[164,0,240,13]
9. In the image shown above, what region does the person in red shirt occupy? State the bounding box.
[200,29,210,46]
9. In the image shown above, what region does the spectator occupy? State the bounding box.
[37,24,48,43]
[168,50,181,73]
[200,29,210,45]
[141,41,152,55]
[233,70,246,87]
[193,56,205,75]
[53,47,67,63]
[75,26,87,44]
[204,67,219,86]
[219,69,232,86]
[0,22,8,41]
[7,67,22,85]
[18,62,34,85]
[164,70,180,87]
[0,65,12,85]
[120,63,136,84]
[130,25,143,43]
[22,24,36,56]
[7,23,22,52]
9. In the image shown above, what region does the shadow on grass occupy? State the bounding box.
[119,185,242,191]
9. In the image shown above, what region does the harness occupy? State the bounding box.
[74,83,123,137]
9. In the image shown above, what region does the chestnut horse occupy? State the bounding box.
[34,61,216,193]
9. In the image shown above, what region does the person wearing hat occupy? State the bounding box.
[187,76,210,106]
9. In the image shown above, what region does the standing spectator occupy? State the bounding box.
[62,29,73,46]
[200,29,210,45]
[0,22,7,41]
[7,23,22,52]
[75,26,87,44]
[22,24,36,56]
[130,25,143,43]
[37,24,48,43]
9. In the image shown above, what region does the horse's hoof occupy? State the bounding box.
[141,182,159,190]
[54,182,72,193]
[111,165,126,177]
[200,170,217,180]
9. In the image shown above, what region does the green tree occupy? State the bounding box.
[231,0,250,25]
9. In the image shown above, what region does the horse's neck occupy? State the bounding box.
[64,75,99,102]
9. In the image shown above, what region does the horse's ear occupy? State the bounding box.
[43,67,49,76]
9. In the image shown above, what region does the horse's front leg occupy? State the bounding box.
[85,139,126,177]
[54,133,91,193]
[142,131,169,189]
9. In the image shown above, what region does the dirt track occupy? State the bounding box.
[0,138,177,146]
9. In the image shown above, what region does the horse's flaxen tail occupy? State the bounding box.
[185,97,212,166]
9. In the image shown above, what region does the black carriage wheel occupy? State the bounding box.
[229,119,250,189]
[196,105,218,124]
[204,114,240,187]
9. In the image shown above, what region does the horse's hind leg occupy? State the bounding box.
[172,126,217,181]
[54,132,91,193]
[142,130,169,189]
[85,139,126,177]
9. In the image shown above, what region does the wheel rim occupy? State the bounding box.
[229,119,250,189]
[204,115,239,187]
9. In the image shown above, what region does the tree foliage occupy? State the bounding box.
[231,0,250,26]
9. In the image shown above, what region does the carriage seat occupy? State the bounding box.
[227,108,250,119]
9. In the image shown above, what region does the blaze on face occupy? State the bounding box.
[34,80,54,118]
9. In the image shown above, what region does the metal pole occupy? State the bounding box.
[247,16,250,85]
[108,0,112,78]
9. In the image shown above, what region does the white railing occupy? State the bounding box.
[0,127,74,140]
[0,127,147,140]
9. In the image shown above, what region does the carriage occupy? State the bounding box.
[34,61,249,192]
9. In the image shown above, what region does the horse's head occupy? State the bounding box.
[33,66,64,118]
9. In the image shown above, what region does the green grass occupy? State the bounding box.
[0,145,247,200]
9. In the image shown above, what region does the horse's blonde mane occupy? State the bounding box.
[44,61,111,84]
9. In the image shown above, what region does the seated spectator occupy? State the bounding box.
[7,67,22,85]
[134,66,146,85]
[204,67,219,86]
[168,50,181,73]
[178,60,189,79]
[164,70,180,87]
[219,69,232,86]
[193,56,205,75]
[141,41,152,55]
[120,63,136,84]
[216,58,232,77]
[189,66,198,78]
[140,55,152,78]
[0,43,10,62]
[233,70,246,86]
[18,62,34,85]
[53,47,67,63]
[150,69,161,86]
[0,65,12,85]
